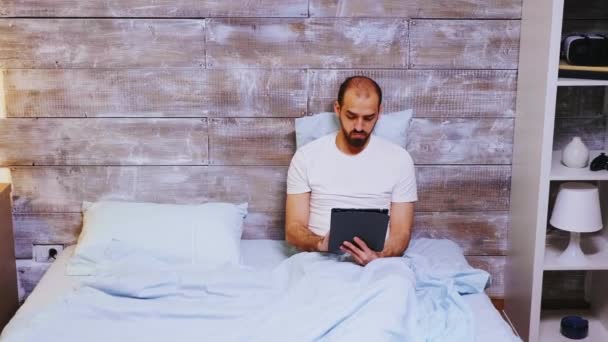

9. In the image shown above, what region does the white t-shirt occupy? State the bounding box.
[287,132,417,236]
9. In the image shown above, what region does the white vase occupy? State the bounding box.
[562,137,589,168]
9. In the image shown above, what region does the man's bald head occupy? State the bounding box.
[337,76,382,109]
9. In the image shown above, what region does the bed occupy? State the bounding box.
[2,239,520,342]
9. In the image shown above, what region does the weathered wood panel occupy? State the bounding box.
[10,165,510,214]
[10,166,288,213]
[13,213,82,260]
[307,69,517,117]
[203,69,308,117]
[417,166,511,211]
[553,117,606,151]
[4,69,307,118]
[209,118,295,166]
[309,0,522,19]
[206,19,409,69]
[1,0,308,17]
[0,118,208,166]
[0,19,205,68]
[408,118,513,164]
[13,210,508,258]
[209,117,513,165]
[409,20,520,69]
[15,255,506,299]
[564,1,608,20]
[413,211,509,256]
[467,255,505,298]
[4,69,205,117]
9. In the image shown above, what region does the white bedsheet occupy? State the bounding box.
[3,240,519,341]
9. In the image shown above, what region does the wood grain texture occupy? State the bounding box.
[309,0,522,19]
[203,69,308,117]
[4,69,307,118]
[208,117,513,165]
[0,0,308,17]
[0,118,208,166]
[11,166,288,213]
[407,118,513,164]
[13,213,82,260]
[206,18,409,69]
[413,211,508,256]
[409,20,520,69]
[307,69,517,117]
[416,166,511,212]
[4,69,205,117]
[14,255,507,299]
[209,118,295,166]
[10,165,510,214]
[12,210,508,258]
[0,19,205,68]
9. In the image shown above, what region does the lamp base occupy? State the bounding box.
[557,232,588,264]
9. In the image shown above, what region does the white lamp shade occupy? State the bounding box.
[0,167,11,184]
[550,182,603,233]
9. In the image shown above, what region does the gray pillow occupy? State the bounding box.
[295,109,413,148]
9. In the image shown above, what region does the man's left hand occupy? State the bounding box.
[340,236,383,266]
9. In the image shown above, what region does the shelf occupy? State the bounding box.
[551,151,608,181]
[540,310,608,342]
[557,78,608,87]
[544,234,608,271]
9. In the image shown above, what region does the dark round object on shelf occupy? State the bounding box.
[560,316,589,339]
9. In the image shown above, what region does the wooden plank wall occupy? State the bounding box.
[0,0,524,301]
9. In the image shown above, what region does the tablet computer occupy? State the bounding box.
[328,208,390,254]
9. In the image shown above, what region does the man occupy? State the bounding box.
[285,76,417,266]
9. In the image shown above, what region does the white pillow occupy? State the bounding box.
[295,109,413,148]
[67,201,248,275]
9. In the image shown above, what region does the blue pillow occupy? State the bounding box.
[295,109,413,148]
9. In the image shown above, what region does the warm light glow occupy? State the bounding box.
[0,167,12,184]
[0,69,5,119]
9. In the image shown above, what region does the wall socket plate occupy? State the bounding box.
[33,244,64,263]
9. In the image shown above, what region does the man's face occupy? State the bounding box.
[334,87,381,148]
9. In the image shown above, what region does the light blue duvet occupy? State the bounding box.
[2,239,490,342]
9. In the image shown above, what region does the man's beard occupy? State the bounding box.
[343,128,369,148]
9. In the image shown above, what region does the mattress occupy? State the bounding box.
[5,240,520,341]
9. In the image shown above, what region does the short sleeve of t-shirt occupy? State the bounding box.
[391,152,418,202]
[287,150,311,194]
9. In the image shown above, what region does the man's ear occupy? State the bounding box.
[333,101,341,116]
[378,104,383,116]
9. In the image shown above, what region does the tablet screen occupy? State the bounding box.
[328,208,390,253]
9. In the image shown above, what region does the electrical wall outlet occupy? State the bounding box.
[33,244,64,263]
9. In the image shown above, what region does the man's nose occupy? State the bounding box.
[355,118,364,131]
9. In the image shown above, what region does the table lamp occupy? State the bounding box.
[549,182,603,264]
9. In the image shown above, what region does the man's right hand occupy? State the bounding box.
[317,234,329,252]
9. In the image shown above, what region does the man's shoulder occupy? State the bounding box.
[371,135,412,161]
[296,132,335,155]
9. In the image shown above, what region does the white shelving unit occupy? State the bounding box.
[551,151,608,180]
[505,0,608,341]
[557,78,608,87]
[540,310,608,342]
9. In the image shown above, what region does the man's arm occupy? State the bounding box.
[341,201,414,265]
[382,201,415,257]
[285,192,326,252]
